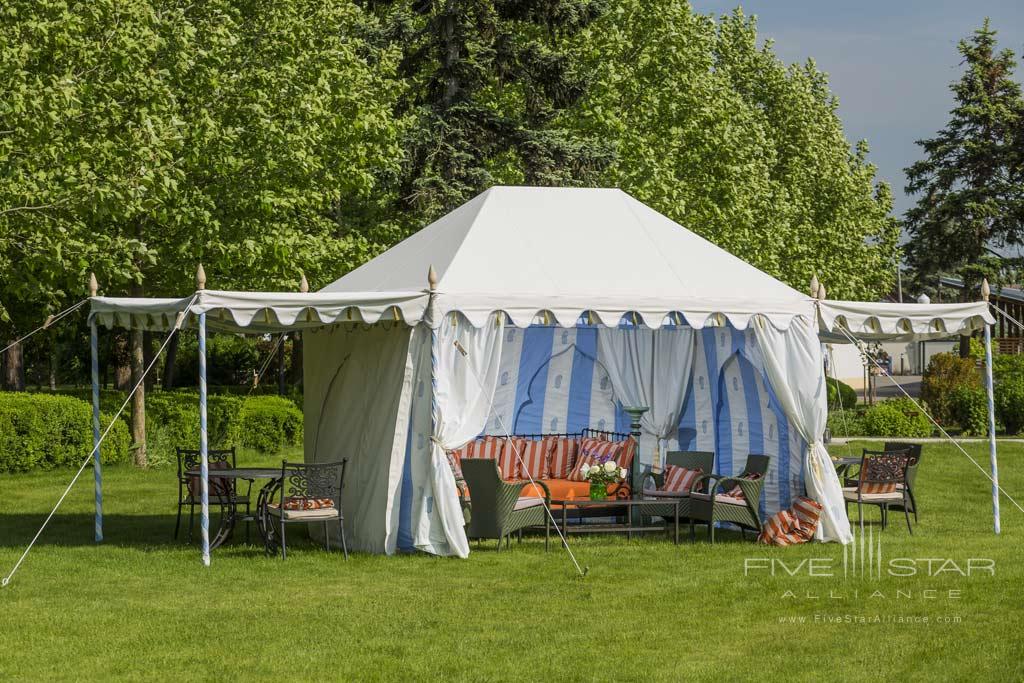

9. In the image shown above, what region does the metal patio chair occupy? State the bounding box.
[175,447,250,541]
[265,460,348,560]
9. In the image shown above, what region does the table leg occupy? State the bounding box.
[627,504,633,541]
[209,501,235,550]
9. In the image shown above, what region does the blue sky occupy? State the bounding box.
[691,1,1024,217]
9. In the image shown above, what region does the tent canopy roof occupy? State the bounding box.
[87,186,995,339]
[818,299,995,343]
[324,186,813,329]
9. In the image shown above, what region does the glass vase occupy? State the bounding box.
[589,481,608,501]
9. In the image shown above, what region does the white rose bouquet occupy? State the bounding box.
[580,458,628,487]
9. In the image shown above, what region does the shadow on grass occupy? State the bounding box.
[0,512,271,550]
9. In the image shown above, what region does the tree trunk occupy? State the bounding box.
[112,332,131,389]
[959,334,972,359]
[143,330,155,391]
[4,340,25,391]
[129,285,147,468]
[163,330,179,389]
[277,334,287,396]
[290,332,303,390]
[48,327,58,390]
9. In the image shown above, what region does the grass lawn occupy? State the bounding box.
[1,441,1022,681]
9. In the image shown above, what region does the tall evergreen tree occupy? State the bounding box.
[904,19,1024,309]
[362,0,613,225]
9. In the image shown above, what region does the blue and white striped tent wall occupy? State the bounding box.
[484,324,806,518]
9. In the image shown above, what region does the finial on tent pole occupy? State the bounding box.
[299,271,309,293]
[810,274,820,299]
[428,265,438,292]
[196,263,206,291]
[982,278,991,302]
[817,282,827,300]
[88,272,98,298]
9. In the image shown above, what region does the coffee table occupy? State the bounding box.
[549,498,682,544]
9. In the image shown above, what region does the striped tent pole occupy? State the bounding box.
[197,264,211,566]
[982,279,1001,535]
[427,265,440,456]
[88,273,103,543]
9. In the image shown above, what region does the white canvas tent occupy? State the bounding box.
[88,186,999,562]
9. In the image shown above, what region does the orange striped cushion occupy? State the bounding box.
[661,465,702,494]
[546,436,578,479]
[508,438,550,480]
[568,438,621,481]
[758,509,800,545]
[615,437,636,471]
[859,481,897,494]
[464,436,518,480]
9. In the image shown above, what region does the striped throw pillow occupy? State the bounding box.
[726,472,763,501]
[464,436,518,480]
[661,465,702,494]
[615,437,637,471]
[508,438,550,480]
[791,496,823,541]
[859,481,898,494]
[545,436,578,479]
[568,438,621,481]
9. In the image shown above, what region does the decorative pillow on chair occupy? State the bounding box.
[858,455,903,494]
[508,438,550,480]
[188,459,232,501]
[545,436,578,479]
[725,472,763,501]
[661,465,703,494]
[282,497,334,511]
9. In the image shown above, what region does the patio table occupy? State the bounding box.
[549,498,682,544]
[184,467,281,550]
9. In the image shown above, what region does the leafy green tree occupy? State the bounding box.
[904,19,1023,304]
[1,0,406,460]
[566,4,899,299]
[360,0,613,225]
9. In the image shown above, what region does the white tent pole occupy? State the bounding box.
[89,273,103,543]
[982,279,1001,535]
[197,264,212,566]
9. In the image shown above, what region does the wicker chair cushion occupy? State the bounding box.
[842,486,902,502]
[514,496,546,511]
[690,491,746,506]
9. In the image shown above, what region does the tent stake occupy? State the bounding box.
[982,279,1000,534]
[89,273,103,543]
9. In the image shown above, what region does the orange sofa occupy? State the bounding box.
[450,430,638,502]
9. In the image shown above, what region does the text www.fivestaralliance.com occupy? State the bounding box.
[778,614,963,625]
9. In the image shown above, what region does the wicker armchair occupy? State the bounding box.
[265,460,348,559]
[639,451,715,523]
[460,459,551,551]
[688,454,771,543]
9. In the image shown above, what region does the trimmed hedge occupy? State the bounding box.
[862,398,933,438]
[827,378,857,410]
[921,353,980,426]
[145,391,303,467]
[0,393,130,473]
[949,385,990,436]
[995,376,1024,435]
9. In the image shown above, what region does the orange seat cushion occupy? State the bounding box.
[516,478,630,501]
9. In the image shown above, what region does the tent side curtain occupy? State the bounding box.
[819,300,994,342]
[88,290,430,333]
